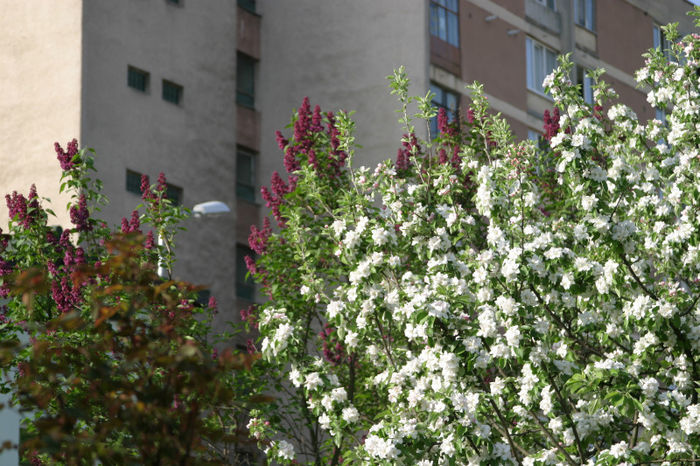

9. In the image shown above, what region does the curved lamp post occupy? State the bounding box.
[157,201,231,278]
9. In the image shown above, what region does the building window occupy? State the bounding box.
[126,169,182,206]
[575,66,593,105]
[236,244,255,300]
[429,84,459,138]
[126,169,142,194]
[429,0,459,47]
[236,147,256,202]
[574,0,595,31]
[527,130,549,152]
[236,53,256,108]
[195,289,211,307]
[165,183,183,206]
[526,37,557,96]
[162,80,183,105]
[535,0,556,10]
[653,25,671,59]
[127,66,149,92]
[237,0,256,13]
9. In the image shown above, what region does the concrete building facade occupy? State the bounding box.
[1,0,695,330]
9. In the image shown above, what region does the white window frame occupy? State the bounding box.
[526,37,558,97]
[576,65,594,105]
[429,0,459,47]
[653,24,672,60]
[534,0,556,11]
[574,0,595,31]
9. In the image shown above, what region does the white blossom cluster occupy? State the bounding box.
[252,26,700,465]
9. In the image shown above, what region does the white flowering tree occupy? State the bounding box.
[245,17,700,465]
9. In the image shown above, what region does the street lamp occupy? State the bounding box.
[157,201,231,278]
[192,201,231,218]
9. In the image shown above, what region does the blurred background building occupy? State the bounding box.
[0,0,696,463]
[0,0,696,352]
[1,0,694,324]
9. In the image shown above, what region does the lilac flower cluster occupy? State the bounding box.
[265,98,347,227]
[260,172,296,227]
[54,138,79,171]
[5,185,41,230]
[543,108,561,141]
[248,217,271,255]
[395,133,421,172]
[70,194,92,232]
[121,210,141,234]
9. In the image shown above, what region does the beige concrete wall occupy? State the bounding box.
[258,0,430,177]
[0,1,82,230]
[81,0,239,327]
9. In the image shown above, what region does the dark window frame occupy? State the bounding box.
[162,79,183,105]
[237,0,256,14]
[126,169,142,195]
[127,66,149,93]
[429,83,459,138]
[236,147,257,203]
[236,244,255,300]
[126,169,183,206]
[236,53,256,108]
[165,183,183,207]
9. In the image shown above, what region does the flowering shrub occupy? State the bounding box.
[0,141,257,463]
[246,19,700,465]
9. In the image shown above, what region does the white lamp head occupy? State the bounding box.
[192,201,231,218]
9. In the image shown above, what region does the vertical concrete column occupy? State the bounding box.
[559,0,575,80]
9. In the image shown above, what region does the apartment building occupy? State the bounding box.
[2,0,693,334]
[427,0,695,143]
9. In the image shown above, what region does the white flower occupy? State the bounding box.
[539,385,554,415]
[571,133,586,147]
[551,132,566,148]
[581,194,597,211]
[305,372,322,391]
[319,413,331,430]
[609,441,628,459]
[560,272,574,290]
[495,295,518,316]
[342,406,360,423]
[277,440,295,460]
[331,387,347,403]
[290,367,303,387]
[331,219,346,237]
[640,377,659,397]
[345,330,359,349]
[542,72,555,89]
[364,434,399,459]
[372,227,391,246]
[490,377,505,396]
[327,300,344,319]
[505,326,521,347]
[680,404,700,435]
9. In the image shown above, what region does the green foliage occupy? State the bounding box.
[0,145,262,464]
